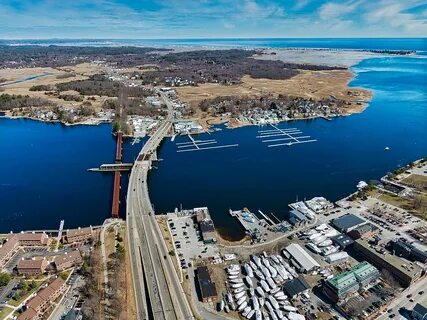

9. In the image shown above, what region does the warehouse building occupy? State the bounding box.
[196,266,217,303]
[412,298,427,320]
[348,223,379,240]
[282,277,311,298]
[354,240,423,287]
[283,243,320,273]
[199,219,216,244]
[389,239,427,264]
[331,234,354,249]
[331,214,367,233]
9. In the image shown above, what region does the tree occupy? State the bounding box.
[0,272,11,286]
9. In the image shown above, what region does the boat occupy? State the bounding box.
[318,239,333,247]
[255,270,265,280]
[260,280,270,292]
[249,288,255,297]
[385,147,390,151]
[224,304,230,313]
[247,309,256,319]
[242,306,252,317]
[312,235,327,245]
[267,277,277,290]
[265,301,274,314]
[275,309,284,319]
[235,291,246,299]
[250,260,258,271]
[282,305,297,312]
[234,287,245,294]
[237,296,247,306]
[231,282,245,288]
[228,270,240,276]
[259,297,265,307]
[308,233,321,240]
[252,296,260,310]
[268,266,278,278]
[244,263,254,277]
[276,295,288,301]
[218,300,225,311]
[270,287,281,294]
[262,257,271,268]
[255,310,262,320]
[274,291,285,298]
[229,278,243,284]
[245,276,253,287]
[261,266,271,278]
[269,295,280,309]
[256,286,265,297]
[228,274,239,280]
[271,256,280,264]
[225,292,234,303]
[237,301,248,312]
[230,302,236,311]
[227,264,240,272]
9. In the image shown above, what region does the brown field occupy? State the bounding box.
[0,64,108,111]
[402,174,427,193]
[176,70,372,112]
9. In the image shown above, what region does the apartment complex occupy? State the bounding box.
[18,277,67,320]
[65,227,93,244]
[0,236,20,268]
[17,258,49,276]
[54,250,82,272]
[13,233,49,246]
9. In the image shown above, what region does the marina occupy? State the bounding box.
[175,134,238,153]
[256,124,317,147]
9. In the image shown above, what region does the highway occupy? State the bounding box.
[126,92,194,320]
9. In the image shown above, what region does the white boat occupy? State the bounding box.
[250,260,258,271]
[288,312,305,320]
[225,292,233,303]
[218,300,225,311]
[271,255,280,264]
[262,258,271,268]
[238,301,248,312]
[265,301,274,314]
[273,290,284,297]
[229,278,243,284]
[276,295,288,301]
[318,239,333,247]
[306,242,322,254]
[276,255,285,264]
[244,263,254,277]
[273,276,283,285]
[245,276,253,287]
[269,295,280,309]
[228,270,240,276]
[255,270,265,280]
[275,309,284,319]
[256,286,265,297]
[261,266,272,278]
[315,224,328,231]
[234,287,245,294]
[270,312,278,320]
[308,233,321,240]
[249,288,255,297]
[231,282,245,288]
[252,296,260,310]
[247,309,256,319]
[242,306,251,317]
[312,235,327,245]
[260,280,270,292]
[256,310,262,320]
[224,304,230,313]
[235,291,246,299]
[230,302,236,311]
[270,287,281,294]
[227,264,240,272]
[282,305,298,312]
[237,296,247,306]
[267,277,277,290]
[228,274,239,280]
[269,266,278,278]
[259,297,265,307]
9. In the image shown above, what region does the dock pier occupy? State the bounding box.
[111,131,123,219]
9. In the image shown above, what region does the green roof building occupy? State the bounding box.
[323,261,379,302]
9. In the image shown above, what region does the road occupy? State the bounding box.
[126,92,194,320]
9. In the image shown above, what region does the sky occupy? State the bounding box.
[0,0,426,39]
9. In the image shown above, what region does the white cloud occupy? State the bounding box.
[318,1,361,20]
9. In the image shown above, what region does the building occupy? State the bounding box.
[283,243,320,273]
[323,261,379,302]
[331,214,367,233]
[348,223,379,240]
[289,210,309,225]
[354,240,423,287]
[331,234,354,249]
[194,207,209,223]
[199,219,216,244]
[0,236,19,268]
[324,270,359,302]
[54,250,82,272]
[412,299,427,320]
[10,233,49,246]
[24,277,67,317]
[326,252,350,264]
[17,307,38,320]
[389,239,427,264]
[65,227,93,244]
[196,266,217,303]
[282,277,311,298]
[17,258,49,276]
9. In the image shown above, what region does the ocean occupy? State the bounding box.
[0,38,426,237]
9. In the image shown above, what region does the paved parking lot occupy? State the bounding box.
[167,214,218,268]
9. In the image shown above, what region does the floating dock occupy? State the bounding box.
[175,134,238,153]
[257,124,317,147]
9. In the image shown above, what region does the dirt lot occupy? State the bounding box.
[176,70,372,112]
[402,174,427,193]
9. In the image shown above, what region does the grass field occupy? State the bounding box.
[0,307,13,320]
[402,174,427,192]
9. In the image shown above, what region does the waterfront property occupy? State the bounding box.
[196,266,217,303]
[354,239,423,287]
[17,257,49,276]
[331,214,367,233]
[18,277,67,320]
[323,261,379,302]
[283,243,320,273]
[9,233,49,247]
[54,250,82,272]
[0,235,20,268]
[65,227,93,244]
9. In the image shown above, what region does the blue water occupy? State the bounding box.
[0,120,144,232]
[0,39,426,236]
